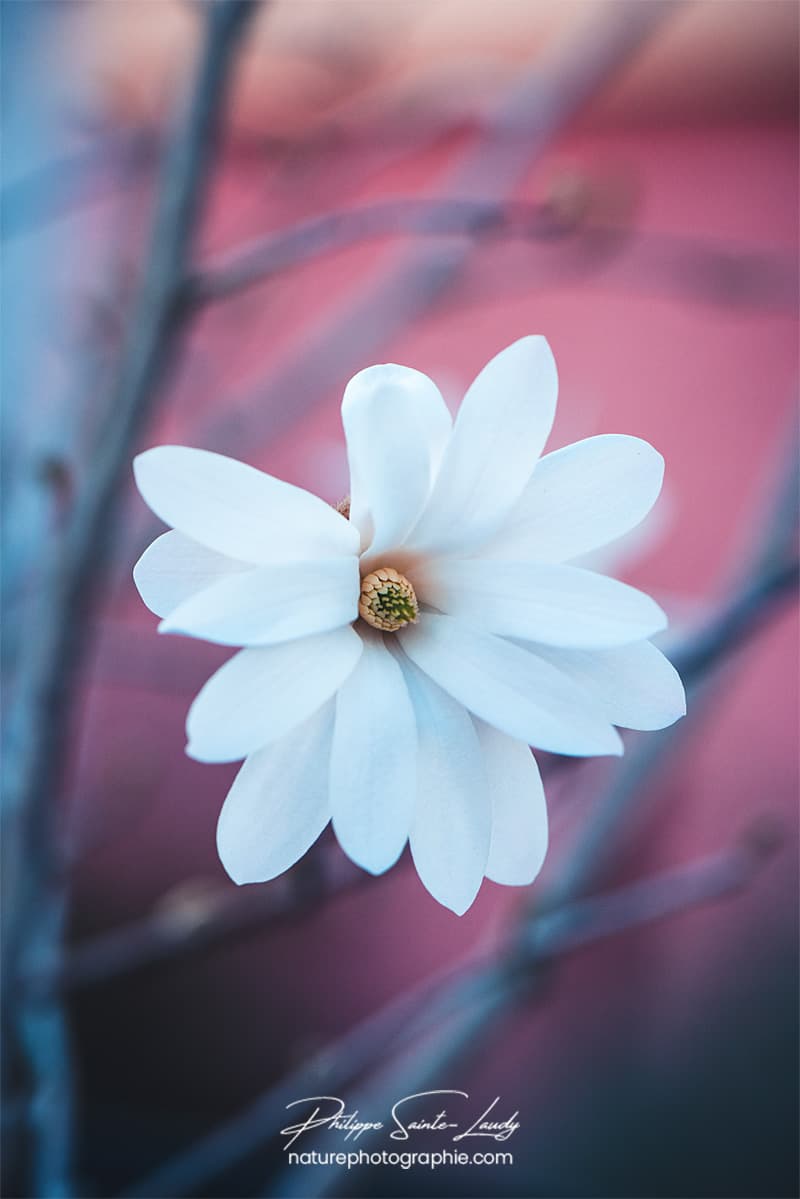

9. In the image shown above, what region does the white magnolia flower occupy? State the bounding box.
[133,336,685,914]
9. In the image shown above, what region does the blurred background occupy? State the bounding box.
[2,2,798,1197]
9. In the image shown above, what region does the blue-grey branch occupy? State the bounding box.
[1,4,254,1195]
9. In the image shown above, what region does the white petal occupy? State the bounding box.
[474,720,548,886]
[217,702,334,884]
[133,530,250,619]
[483,434,665,562]
[574,488,673,575]
[133,445,359,564]
[419,559,667,649]
[330,633,417,874]
[342,364,452,555]
[186,627,363,763]
[518,639,686,731]
[159,557,359,647]
[399,657,490,915]
[406,336,557,555]
[399,614,622,758]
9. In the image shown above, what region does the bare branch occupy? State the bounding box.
[186,197,797,313]
[523,819,784,957]
[184,196,604,306]
[40,843,369,995]
[1,5,254,1194]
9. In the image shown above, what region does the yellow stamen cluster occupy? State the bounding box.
[359,568,419,632]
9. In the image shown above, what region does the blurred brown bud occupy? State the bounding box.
[152,877,228,936]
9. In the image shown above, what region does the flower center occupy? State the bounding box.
[359,568,419,632]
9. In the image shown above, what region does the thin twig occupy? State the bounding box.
[42,844,368,995]
[523,822,783,957]
[185,197,797,313]
[1,5,254,1195]
[184,197,603,306]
